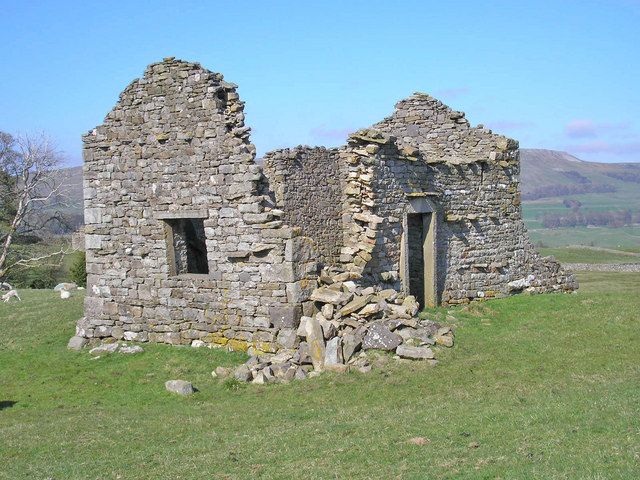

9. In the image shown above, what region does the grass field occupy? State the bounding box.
[526,225,640,250]
[1,274,640,479]
[538,246,640,264]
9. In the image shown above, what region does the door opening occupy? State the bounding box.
[406,212,437,308]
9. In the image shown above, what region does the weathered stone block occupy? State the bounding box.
[269,305,302,329]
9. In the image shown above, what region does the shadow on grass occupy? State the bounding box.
[0,400,17,410]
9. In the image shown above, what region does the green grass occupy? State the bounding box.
[538,246,640,264]
[1,279,640,479]
[521,180,640,223]
[526,225,640,250]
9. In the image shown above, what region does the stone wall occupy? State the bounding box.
[77,59,576,354]
[337,93,576,304]
[263,147,345,264]
[77,58,318,352]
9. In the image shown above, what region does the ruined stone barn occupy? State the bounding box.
[76,58,575,351]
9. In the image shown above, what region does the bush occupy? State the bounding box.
[69,251,87,287]
[7,264,58,289]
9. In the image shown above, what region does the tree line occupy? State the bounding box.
[523,183,617,201]
[541,209,639,229]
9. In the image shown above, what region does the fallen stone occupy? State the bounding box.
[341,333,363,362]
[357,364,372,374]
[398,317,418,328]
[276,328,299,349]
[67,336,88,351]
[262,366,275,382]
[54,282,77,292]
[407,437,429,446]
[120,345,144,354]
[435,335,454,347]
[310,287,352,305]
[358,302,381,317]
[396,328,416,342]
[396,345,435,360]
[282,366,297,382]
[191,340,206,348]
[384,319,404,331]
[376,289,398,302]
[89,343,119,355]
[234,365,253,382]
[339,294,373,316]
[402,295,420,316]
[304,315,326,370]
[324,337,343,366]
[292,342,312,364]
[436,326,452,336]
[271,350,294,364]
[165,380,194,395]
[342,280,358,292]
[387,304,411,319]
[214,366,232,378]
[319,317,337,340]
[321,303,334,319]
[270,362,292,378]
[252,371,267,384]
[362,323,403,351]
[419,320,441,336]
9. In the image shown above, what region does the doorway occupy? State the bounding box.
[403,206,437,308]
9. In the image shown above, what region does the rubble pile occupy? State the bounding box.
[220,266,454,384]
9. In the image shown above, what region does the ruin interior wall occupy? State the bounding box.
[78,59,318,351]
[338,94,576,304]
[262,147,346,264]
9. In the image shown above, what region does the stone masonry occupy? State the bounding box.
[76,58,576,360]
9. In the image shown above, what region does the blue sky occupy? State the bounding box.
[1,0,639,165]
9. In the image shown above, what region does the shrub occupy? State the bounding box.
[7,264,58,289]
[69,251,87,287]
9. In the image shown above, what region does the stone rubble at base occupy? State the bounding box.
[212,264,451,383]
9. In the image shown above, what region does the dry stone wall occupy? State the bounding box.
[263,147,346,264]
[78,58,319,352]
[338,93,576,304]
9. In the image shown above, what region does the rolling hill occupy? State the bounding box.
[520,149,640,249]
[520,149,640,198]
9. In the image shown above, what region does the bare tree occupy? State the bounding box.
[0,132,71,280]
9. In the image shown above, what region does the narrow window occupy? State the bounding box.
[163,218,209,275]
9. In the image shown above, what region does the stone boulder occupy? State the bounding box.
[310,287,352,305]
[324,337,343,366]
[165,380,195,395]
[305,315,326,370]
[120,345,144,354]
[362,323,403,351]
[89,343,119,355]
[54,283,77,292]
[396,345,435,360]
[67,336,88,351]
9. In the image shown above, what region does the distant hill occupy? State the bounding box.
[55,166,83,213]
[520,149,640,199]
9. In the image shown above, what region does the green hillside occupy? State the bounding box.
[520,149,640,249]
